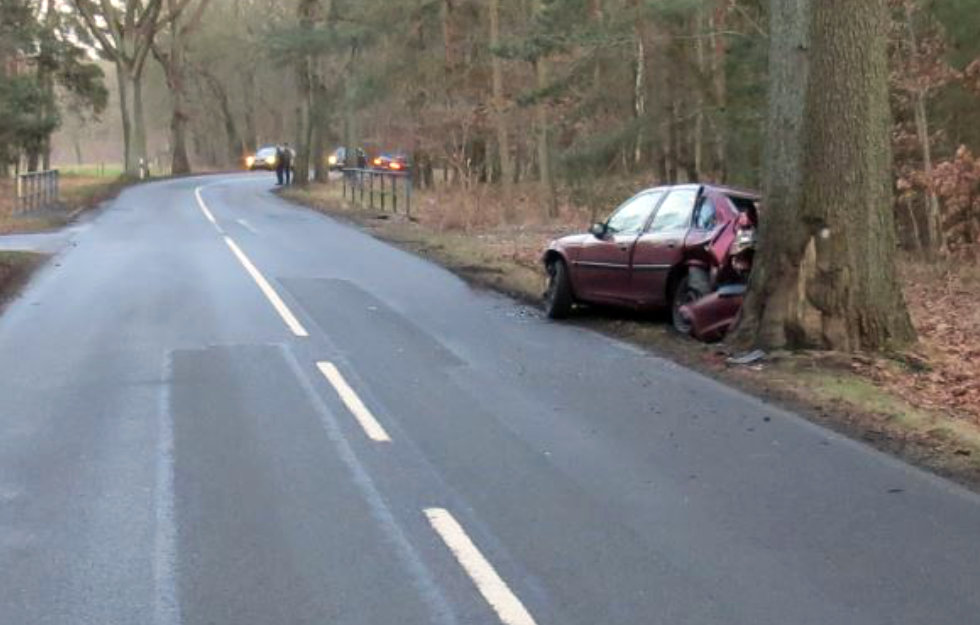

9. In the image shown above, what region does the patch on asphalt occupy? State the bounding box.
[281,278,464,369]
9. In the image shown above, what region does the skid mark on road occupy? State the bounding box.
[317,362,391,442]
[425,508,538,625]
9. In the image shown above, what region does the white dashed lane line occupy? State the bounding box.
[316,362,392,442]
[425,508,538,625]
[223,236,309,337]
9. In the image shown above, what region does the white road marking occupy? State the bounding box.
[236,218,259,235]
[282,349,458,625]
[194,186,218,224]
[424,508,538,625]
[224,236,309,337]
[316,362,391,442]
[154,352,179,625]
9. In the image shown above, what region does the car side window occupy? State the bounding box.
[648,189,697,232]
[693,196,717,230]
[606,192,661,236]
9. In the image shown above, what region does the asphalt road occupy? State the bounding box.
[1,173,978,625]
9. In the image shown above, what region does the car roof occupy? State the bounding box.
[639,183,760,200]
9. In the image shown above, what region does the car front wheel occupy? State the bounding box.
[544,259,574,319]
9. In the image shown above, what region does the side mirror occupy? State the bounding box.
[589,222,608,238]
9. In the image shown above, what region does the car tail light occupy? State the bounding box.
[389,162,402,170]
[373,157,382,166]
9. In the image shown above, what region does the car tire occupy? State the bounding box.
[671,267,710,335]
[544,258,574,319]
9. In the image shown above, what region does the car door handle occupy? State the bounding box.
[666,241,678,248]
[618,244,630,251]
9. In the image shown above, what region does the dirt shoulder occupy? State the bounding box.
[0,251,46,311]
[282,182,980,491]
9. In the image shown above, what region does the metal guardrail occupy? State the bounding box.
[341,168,412,216]
[16,169,60,213]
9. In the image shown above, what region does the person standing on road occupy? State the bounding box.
[281,143,293,185]
[274,144,285,185]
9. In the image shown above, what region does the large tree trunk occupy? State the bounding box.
[131,74,148,171]
[242,70,257,152]
[736,0,915,352]
[797,0,914,350]
[731,0,812,348]
[116,61,134,173]
[489,0,514,193]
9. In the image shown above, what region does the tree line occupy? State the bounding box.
[4,0,980,352]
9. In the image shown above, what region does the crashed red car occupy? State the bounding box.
[542,184,760,335]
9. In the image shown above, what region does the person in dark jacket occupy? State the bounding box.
[281,143,293,185]
[274,144,285,185]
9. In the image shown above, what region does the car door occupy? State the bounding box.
[629,187,700,306]
[573,191,660,304]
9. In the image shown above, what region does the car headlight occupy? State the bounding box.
[246,156,255,167]
[328,155,337,165]
[265,156,276,165]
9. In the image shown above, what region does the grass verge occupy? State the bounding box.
[0,251,46,310]
[0,172,135,235]
[282,182,980,491]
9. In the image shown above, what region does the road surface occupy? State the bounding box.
[1,173,978,625]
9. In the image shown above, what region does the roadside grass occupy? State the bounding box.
[59,163,125,178]
[283,180,980,489]
[0,170,133,235]
[0,251,46,310]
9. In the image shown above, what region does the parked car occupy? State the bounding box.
[327,146,367,170]
[371,152,410,172]
[541,184,761,333]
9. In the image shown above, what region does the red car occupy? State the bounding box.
[542,184,760,332]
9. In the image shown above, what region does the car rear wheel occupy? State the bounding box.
[544,259,574,319]
[671,268,710,334]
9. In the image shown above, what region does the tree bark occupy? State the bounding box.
[731,0,812,348]
[797,0,914,350]
[736,0,915,352]
[131,73,148,169]
[115,61,134,173]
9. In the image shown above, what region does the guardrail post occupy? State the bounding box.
[392,176,398,214]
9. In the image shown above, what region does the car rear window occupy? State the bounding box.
[727,195,760,223]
